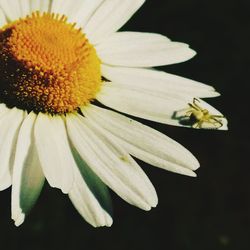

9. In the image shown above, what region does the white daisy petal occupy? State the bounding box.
[66,114,156,211]
[61,1,80,17]
[11,112,45,227]
[51,0,75,16]
[51,0,99,25]
[0,7,7,26]
[34,113,74,194]
[0,0,22,21]
[30,0,41,13]
[0,103,10,117]
[50,0,61,14]
[176,98,228,130]
[71,0,104,28]
[97,82,187,125]
[84,0,145,44]
[69,174,112,227]
[40,0,51,13]
[82,117,158,205]
[101,64,220,98]
[0,108,25,191]
[97,83,227,129]
[51,0,86,22]
[69,149,112,227]
[19,0,30,17]
[30,0,51,13]
[82,105,199,176]
[96,32,196,67]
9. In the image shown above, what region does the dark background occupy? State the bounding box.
[0,0,249,249]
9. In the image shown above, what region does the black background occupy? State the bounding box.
[0,0,249,249]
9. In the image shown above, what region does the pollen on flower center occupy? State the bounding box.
[0,12,101,114]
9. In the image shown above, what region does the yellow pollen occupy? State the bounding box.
[0,12,102,114]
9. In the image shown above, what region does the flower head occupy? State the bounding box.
[0,0,227,227]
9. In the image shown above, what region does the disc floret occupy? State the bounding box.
[0,12,101,114]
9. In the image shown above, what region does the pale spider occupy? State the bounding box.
[184,98,224,129]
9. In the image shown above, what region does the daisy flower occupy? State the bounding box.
[0,0,227,227]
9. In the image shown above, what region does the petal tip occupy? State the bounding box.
[92,216,113,228]
[13,213,25,227]
[186,48,197,61]
[190,171,197,178]
[151,201,158,208]
[106,217,113,227]
[192,160,200,171]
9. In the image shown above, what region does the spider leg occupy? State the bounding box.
[192,123,197,128]
[193,103,204,111]
[211,115,224,118]
[188,98,206,111]
[211,117,223,128]
[188,103,200,111]
[198,121,203,128]
[193,98,200,104]
[185,110,193,116]
[192,121,202,129]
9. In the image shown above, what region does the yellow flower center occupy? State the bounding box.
[0,12,102,114]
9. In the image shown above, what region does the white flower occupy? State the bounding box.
[0,0,227,227]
